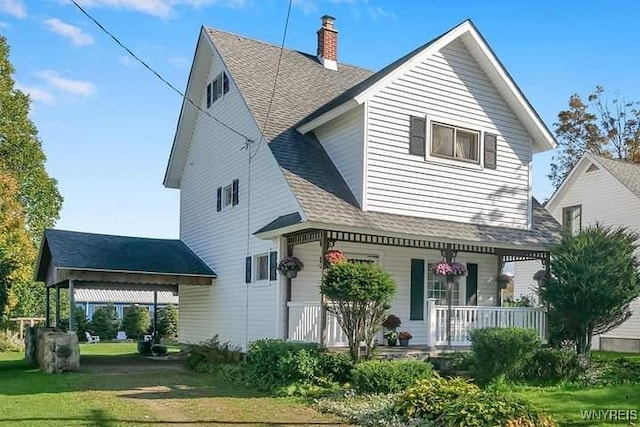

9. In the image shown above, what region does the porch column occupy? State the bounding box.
[45,286,51,327]
[153,290,158,344]
[319,230,329,348]
[425,298,437,346]
[68,279,75,331]
[496,254,504,306]
[284,244,294,340]
[55,284,61,328]
[442,244,454,349]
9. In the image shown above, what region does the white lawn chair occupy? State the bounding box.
[116,331,127,341]
[85,331,100,344]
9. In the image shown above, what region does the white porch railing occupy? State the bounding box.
[425,298,547,346]
[287,302,349,347]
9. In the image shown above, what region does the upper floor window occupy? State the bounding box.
[255,254,269,281]
[206,72,229,108]
[562,205,582,235]
[431,122,479,163]
[216,179,239,212]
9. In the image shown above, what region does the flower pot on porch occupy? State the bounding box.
[285,270,298,279]
[399,339,410,346]
[387,339,397,347]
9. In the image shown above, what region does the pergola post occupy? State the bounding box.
[68,279,75,331]
[153,290,158,344]
[496,254,505,307]
[45,286,51,327]
[55,284,61,328]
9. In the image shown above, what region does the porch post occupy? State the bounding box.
[68,279,75,331]
[319,230,329,348]
[153,290,158,344]
[284,243,293,340]
[543,252,551,342]
[45,286,51,327]
[496,254,504,307]
[442,244,454,349]
[425,298,437,346]
[55,284,61,328]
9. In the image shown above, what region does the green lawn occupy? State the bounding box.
[516,385,640,426]
[592,350,640,362]
[0,345,342,426]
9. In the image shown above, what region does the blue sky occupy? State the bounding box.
[2,0,639,238]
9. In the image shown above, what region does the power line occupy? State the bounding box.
[69,0,251,142]
[249,0,293,159]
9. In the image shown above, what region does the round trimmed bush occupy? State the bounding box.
[351,359,433,394]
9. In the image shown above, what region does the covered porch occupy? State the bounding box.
[280,228,549,349]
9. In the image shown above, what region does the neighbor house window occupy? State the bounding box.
[431,122,479,163]
[223,184,233,208]
[255,254,269,281]
[562,205,582,235]
[206,72,230,108]
[346,254,379,265]
[427,263,460,305]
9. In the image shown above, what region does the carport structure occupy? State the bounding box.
[35,229,216,337]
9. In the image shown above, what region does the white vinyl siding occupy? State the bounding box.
[178,46,301,349]
[315,105,365,206]
[365,39,532,228]
[547,163,640,347]
[289,241,499,345]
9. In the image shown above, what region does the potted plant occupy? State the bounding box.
[384,330,398,346]
[496,273,512,289]
[151,344,168,357]
[432,261,467,278]
[277,256,304,279]
[398,331,412,346]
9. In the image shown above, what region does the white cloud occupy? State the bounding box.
[369,6,396,21]
[16,83,55,104]
[0,0,26,18]
[292,0,316,14]
[44,18,95,46]
[166,56,189,69]
[118,54,136,67]
[34,70,97,98]
[74,0,249,18]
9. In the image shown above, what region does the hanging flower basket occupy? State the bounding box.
[325,249,347,265]
[277,256,304,279]
[496,273,512,289]
[533,270,549,284]
[432,261,467,277]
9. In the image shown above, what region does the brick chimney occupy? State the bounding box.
[317,15,338,70]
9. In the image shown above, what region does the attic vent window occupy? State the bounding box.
[586,163,599,173]
[206,71,230,108]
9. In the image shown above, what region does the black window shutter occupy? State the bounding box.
[232,179,239,206]
[216,187,222,212]
[409,116,426,156]
[269,251,278,281]
[223,73,229,94]
[245,256,252,284]
[206,83,212,108]
[466,263,478,306]
[410,259,425,320]
[212,79,218,104]
[484,133,497,169]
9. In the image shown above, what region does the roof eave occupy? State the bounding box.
[296,99,359,134]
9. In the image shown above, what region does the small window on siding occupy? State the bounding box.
[208,72,228,107]
[255,254,269,281]
[223,184,233,208]
[431,122,479,163]
[562,205,582,235]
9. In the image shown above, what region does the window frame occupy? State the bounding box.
[562,205,582,235]
[223,184,233,209]
[208,72,230,107]
[430,121,481,165]
[254,253,270,282]
[425,262,466,306]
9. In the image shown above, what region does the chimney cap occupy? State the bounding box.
[321,15,336,25]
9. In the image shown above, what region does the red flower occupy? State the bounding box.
[325,249,347,265]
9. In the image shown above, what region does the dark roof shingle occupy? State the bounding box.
[37,229,216,281]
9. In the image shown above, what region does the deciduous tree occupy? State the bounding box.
[550,86,640,188]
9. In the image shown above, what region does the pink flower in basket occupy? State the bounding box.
[432,261,467,277]
[325,249,347,265]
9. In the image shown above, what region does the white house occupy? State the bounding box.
[75,289,178,320]
[164,17,560,350]
[515,153,640,352]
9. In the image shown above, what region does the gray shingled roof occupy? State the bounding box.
[594,156,640,199]
[36,229,216,281]
[206,26,560,249]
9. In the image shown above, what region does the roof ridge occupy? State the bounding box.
[594,154,640,168]
[46,228,179,243]
[204,26,373,73]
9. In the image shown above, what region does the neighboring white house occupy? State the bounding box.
[164,17,561,350]
[514,153,640,352]
[75,289,178,320]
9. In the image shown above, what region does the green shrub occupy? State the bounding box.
[316,392,417,427]
[157,304,178,339]
[587,357,640,386]
[319,352,354,384]
[512,348,587,385]
[122,305,151,339]
[470,327,541,386]
[0,329,23,352]
[351,360,433,394]
[72,306,92,341]
[151,344,168,356]
[185,335,243,371]
[438,391,556,426]
[396,375,480,419]
[246,339,323,393]
[91,304,120,340]
[214,363,248,387]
